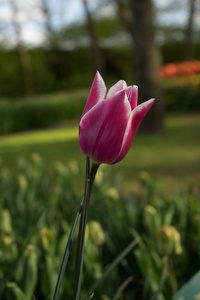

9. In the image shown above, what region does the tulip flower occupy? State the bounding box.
[79,71,155,164]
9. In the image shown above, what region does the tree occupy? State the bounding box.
[9,0,33,95]
[130,0,164,133]
[40,0,60,48]
[184,0,196,60]
[82,0,105,72]
[116,0,164,133]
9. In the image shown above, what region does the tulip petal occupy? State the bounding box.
[106,80,127,99]
[125,86,138,110]
[79,90,131,163]
[81,71,107,117]
[113,98,155,164]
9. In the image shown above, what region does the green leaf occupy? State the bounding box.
[173,271,200,300]
[84,238,139,299]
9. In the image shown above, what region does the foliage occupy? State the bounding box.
[164,73,200,111]
[0,113,200,197]
[0,89,87,134]
[161,60,200,111]
[0,74,200,135]
[60,16,121,41]
[161,61,200,78]
[0,49,95,97]
[1,41,200,97]
[0,155,200,299]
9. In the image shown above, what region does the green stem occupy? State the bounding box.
[73,160,100,300]
[113,276,133,300]
[52,195,84,300]
[73,157,90,300]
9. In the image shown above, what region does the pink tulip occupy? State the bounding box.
[79,71,155,164]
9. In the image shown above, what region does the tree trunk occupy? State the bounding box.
[40,0,59,49]
[129,0,164,133]
[115,0,134,36]
[9,0,33,95]
[184,0,196,60]
[17,44,33,95]
[82,0,105,73]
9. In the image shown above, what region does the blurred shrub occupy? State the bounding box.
[0,155,200,299]
[1,76,200,134]
[1,48,200,134]
[0,49,94,97]
[1,41,200,97]
[0,48,133,98]
[161,61,200,111]
[0,89,88,134]
[164,73,200,111]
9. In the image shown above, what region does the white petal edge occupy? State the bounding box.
[95,71,107,102]
[106,80,127,99]
[116,98,155,161]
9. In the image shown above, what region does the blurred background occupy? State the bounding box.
[0,0,200,299]
[0,0,200,189]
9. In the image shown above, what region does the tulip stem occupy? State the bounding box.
[73,159,100,300]
[73,156,90,300]
[52,195,84,300]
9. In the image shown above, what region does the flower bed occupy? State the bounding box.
[162,61,200,111]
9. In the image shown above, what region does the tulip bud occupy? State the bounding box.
[23,245,38,300]
[0,209,12,235]
[94,164,107,186]
[79,72,155,164]
[143,205,159,231]
[30,152,42,165]
[2,236,12,247]
[37,227,53,252]
[89,221,105,246]
[107,187,119,201]
[0,210,17,261]
[157,225,182,256]
[18,174,28,190]
[139,171,151,185]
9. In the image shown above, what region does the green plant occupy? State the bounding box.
[0,89,89,134]
[0,155,200,299]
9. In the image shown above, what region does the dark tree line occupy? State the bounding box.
[1,0,199,133]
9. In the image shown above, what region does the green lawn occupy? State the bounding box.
[0,113,200,194]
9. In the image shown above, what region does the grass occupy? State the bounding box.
[0,113,200,195]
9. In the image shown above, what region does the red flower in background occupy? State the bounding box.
[161,61,200,78]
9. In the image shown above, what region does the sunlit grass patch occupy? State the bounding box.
[0,127,78,149]
[0,113,200,194]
